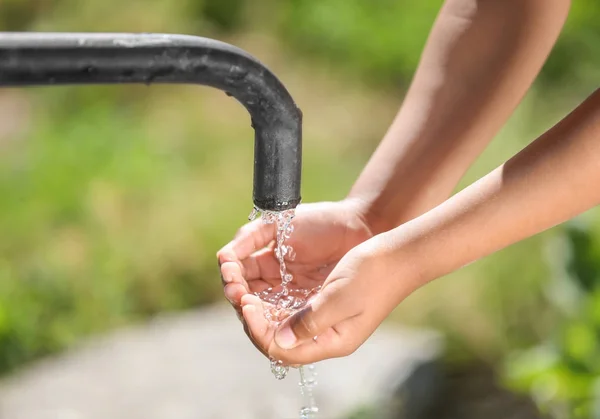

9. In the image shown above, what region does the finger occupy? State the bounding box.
[221,261,277,300]
[241,294,271,352]
[273,279,360,349]
[269,326,339,365]
[226,299,270,359]
[241,248,281,281]
[269,315,366,365]
[242,299,269,339]
[217,246,239,267]
[220,220,276,262]
[223,282,247,307]
[240,306,270,358]
[234,223,276,259]
[221,261,249,291]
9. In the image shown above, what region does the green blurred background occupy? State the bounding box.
[0,0,599,417]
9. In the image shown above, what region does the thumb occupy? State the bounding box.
[274,280,358,349]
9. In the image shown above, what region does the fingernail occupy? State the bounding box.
[275,324,298,349]
[224,286,237,304]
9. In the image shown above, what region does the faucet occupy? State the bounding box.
[0,32,302,212]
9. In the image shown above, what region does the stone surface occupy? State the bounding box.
[0,304,444,419]
[426,363,544,419]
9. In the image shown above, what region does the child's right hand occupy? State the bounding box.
[217,199,375,357]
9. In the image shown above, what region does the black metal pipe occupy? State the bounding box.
[0,32,302,211]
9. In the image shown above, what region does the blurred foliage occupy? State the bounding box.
[277,0,442,86]
[506,221,600,418]
[0,1,599,417]
[276,0,600,89]
[537,0,600,93]
[198,0,246,32]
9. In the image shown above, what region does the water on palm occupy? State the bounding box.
[248,207,320,419]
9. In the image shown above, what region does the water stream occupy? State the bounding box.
[248,207,320,419]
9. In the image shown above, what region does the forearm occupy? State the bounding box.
[349,0,571,234]
[386,88,600,290]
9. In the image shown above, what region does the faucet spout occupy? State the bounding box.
[0,32,302,211]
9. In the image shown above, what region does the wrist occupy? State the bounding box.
[346,179,457,236]
[337,196,378,238]
[342,194,399,236]
[360,226,433,300]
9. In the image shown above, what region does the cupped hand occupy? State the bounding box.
[217,199,374,356]
[239,233,420,365]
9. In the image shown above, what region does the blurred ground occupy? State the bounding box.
[427,363,545,419]
[0,304,444,419]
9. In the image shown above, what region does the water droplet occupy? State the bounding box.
[248,207,259,221]
[270,359,289,380]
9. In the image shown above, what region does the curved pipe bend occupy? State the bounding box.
[0,32,302,211]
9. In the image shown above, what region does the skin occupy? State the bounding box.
[265,87,600,364]
[218,201,373,358]
[349,0,572,232]
[217,0,577,364]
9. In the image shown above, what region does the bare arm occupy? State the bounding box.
[349,0,571,234]
[384,88,600,290]
[263,89,600,365]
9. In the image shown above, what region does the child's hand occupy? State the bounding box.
[239,234,417,365]
[217,199,374,356]
[251,86,600,365]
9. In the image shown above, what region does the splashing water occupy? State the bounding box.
[248,207,321,323]
[248,206,320,419]
[299,363,319,418]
